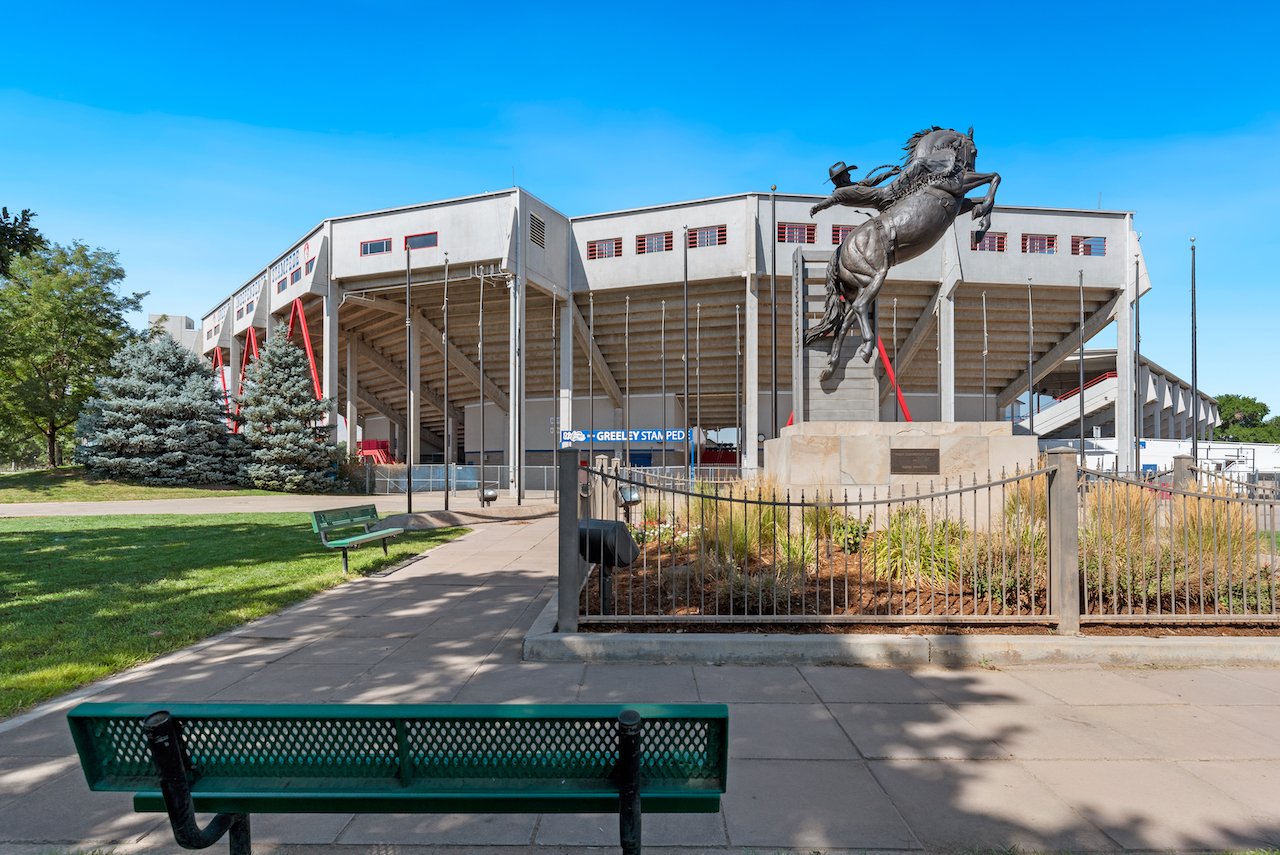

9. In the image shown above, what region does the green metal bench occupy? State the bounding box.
[310,504,404,574]
[67,701,729,855]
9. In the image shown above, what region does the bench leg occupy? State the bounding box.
[145,710,254,853]
[616,709,643,855]
[382,538,389,557]
[342,549,349,575]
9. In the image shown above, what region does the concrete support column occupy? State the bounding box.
[407,318,420,466]
[558,297,574,450]
[322,280,340,428]
[743,273,760,471]
[938,290,956,422]
[1047,447,1081,635]
[345,340,358,450]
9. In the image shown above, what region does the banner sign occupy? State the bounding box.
[560,429,687,446]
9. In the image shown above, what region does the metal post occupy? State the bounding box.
[616,709,643,855]
[624,296,630,467]
[478,270,486,504]
[1047,447,1081,635]
[735,304,741,466]
[443,254,450,511]
[769,187,778,438]
[683,226,690,477]
[1078,270,1086,464]
[589,293,595,465]
[695,301,701,470]
[556,448,580,633]
[404,246,413,515]
[981,291,989,421]
[1190,238,1199,464]
[660,300,667,469]
[1134,255,1142,474]
[1026,278,1035,433]
[894,297,901,422]
[552,291,558,498]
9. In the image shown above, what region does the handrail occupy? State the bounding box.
[1055,371,1117,402]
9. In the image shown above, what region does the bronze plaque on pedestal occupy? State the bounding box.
[890,448,940,475]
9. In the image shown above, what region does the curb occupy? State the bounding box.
[523,598,1280,667]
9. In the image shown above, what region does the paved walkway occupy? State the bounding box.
[0,491,555,519]
[3,517,1280,853]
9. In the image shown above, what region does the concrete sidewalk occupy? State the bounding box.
[0,490,555,522]
[2,517,1279,853]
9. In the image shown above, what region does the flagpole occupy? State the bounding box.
[770,185,778,439]
[982,291,989,421]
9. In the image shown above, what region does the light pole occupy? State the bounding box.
[442,253,450,511]
[769,186,778,439]
[1134,255,1142,474]
[1077,270,1085,465]
[1026,278,1035,434]
[404,245,413,515]
[1190,238,1199,465]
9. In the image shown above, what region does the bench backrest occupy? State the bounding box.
[68,702,728,799]
[311,505,380,534]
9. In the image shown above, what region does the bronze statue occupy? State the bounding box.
[805,127,999,379]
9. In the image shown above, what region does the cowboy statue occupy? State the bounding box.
[804,127,1000,381]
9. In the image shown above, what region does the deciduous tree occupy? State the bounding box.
[0,242,144,466]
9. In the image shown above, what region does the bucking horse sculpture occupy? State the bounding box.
[805,126,999,380]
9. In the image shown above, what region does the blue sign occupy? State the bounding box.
[560,429,687,447]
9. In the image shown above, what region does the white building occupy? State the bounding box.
[191,186,1220,492]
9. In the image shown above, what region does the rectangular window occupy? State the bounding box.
[360,238,392,256]
[972,231,1007,252]
[236,306,244,319]
[305,258,315,274]
[530,213,546,248]
[1071,235,1107,256]
[245,300,254,314]
[688,224,727,248]
[405,232,438,250]
[587,237,622,260]
[636,231,674,254]
[290,268,302,284]
[832,224,856,244]
[777,222,816,244]
[276,277,288,292]
[1022,233,1057,254]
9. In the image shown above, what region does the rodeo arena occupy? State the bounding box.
[161,127,1279,634]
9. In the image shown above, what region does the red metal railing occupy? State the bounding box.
[1055,371,1116,402]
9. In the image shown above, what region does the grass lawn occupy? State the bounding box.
[0,514,467,718]
[0,467,277,503]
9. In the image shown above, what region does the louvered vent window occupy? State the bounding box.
[972,231,1007,252]
[587,237,622,260]
[1021,233,1057,254]
[636,231,674,254]
[1071,236,1106,256]
[688,225,727,248]
[777,222,815,243]
[832,224,856,244]
[530,213,546,249]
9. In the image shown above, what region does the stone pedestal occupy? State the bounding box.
[797,335,879,422]
[764,421,1039,493]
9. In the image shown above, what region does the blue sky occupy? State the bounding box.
[3,1,1278,409]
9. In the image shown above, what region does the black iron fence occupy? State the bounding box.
[556,449,1279,633]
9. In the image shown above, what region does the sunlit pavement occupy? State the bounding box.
[3,516,1279,853]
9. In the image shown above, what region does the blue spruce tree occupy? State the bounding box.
[239,339,336,493]
[76,334,245,485]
